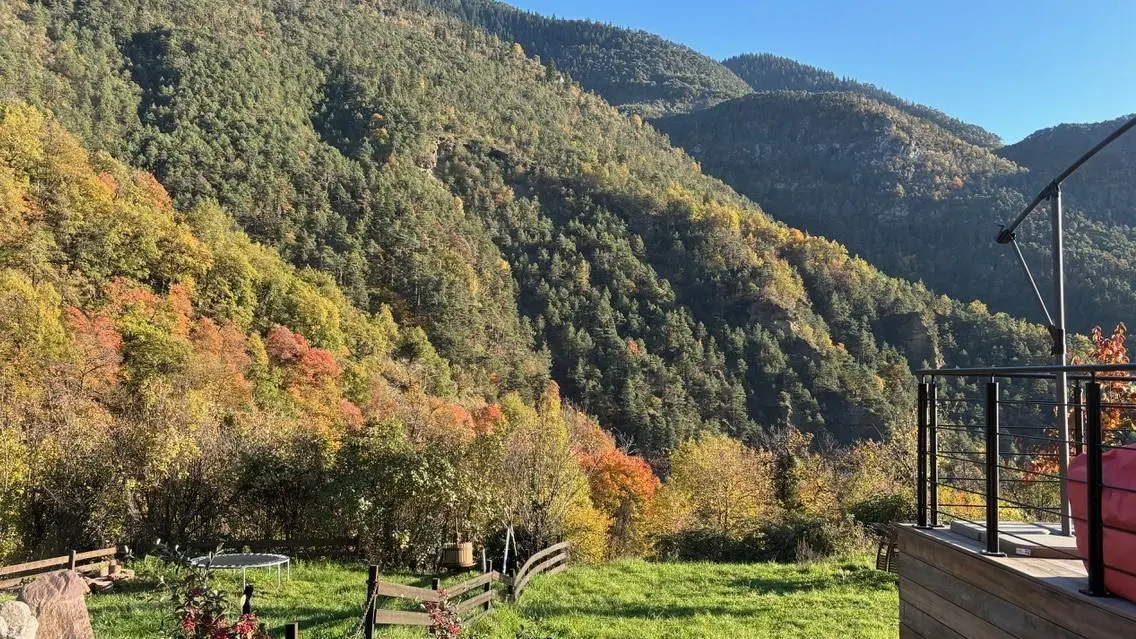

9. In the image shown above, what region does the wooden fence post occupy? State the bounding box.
[284,622,299,639]
[241,584,253,615]
[364,566,378,639]
[67,550,77,571]
[483,545,493,609]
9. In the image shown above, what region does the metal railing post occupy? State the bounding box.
[1083,381,1107,596]
[1072,383,1084,457]
[916,381,929,528]
[983,381,1005,556]
[929,380,940,527]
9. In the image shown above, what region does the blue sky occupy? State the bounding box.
[507,0,1136,144]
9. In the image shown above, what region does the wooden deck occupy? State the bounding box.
[897,524,1136,639]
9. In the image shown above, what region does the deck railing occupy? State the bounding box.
[915,363,1136,597]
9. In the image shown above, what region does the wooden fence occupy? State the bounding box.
[356,541,571,638]
[0,546,120,590]
[3,541,569,637]
[508,541,570,601]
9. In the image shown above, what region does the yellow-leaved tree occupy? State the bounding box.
[659,433,776,535]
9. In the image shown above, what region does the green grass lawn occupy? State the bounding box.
[75,556,897,638]
[478,558,898,639]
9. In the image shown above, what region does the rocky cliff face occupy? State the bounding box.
[878,311,939,368]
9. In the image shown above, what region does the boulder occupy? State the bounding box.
[18,569,95,639]
[0,600,38,639]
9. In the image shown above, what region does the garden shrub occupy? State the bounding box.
[848,493,915,527]
[652,529,767,563]
[758,515,863,563]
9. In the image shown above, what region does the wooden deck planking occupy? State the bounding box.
[915,526,1136,624]
[900,602,966,639]
[948,521,1080,560]
[902,553,1078,639]
[898,524,1136,639]
[900,576,1016,639]
[899,623,928,639]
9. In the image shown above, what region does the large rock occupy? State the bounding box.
[18,569,94,639]
[0,600,39,639]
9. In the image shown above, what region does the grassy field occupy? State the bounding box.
[481,559,898,639]
[70,556,897,638]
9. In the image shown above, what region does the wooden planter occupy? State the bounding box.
[441,542,475,569]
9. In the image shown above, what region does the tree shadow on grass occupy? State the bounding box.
[260,606,358,634]
[521,600,761,621]
[728,567,896,595]
[95,578,160,597]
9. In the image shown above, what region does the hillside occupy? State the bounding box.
[999,115,1136,227]
[420,0,754,115]
[655,91,1136,333]
[0,0,1054,460]
[723,53,1001,148]
[0,100,481,557]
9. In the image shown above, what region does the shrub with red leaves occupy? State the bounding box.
[422,590,461,639]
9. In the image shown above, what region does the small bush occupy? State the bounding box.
[652,529,767,563]
[758,515,863,563]
[654,516,865,564]
[849,494,915,527]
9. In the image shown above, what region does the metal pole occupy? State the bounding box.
[983,381,1005,556]
[1083,381,1106,596]
[916,381,928,528]
[1051,185,1072,536]
[929,381,940,527]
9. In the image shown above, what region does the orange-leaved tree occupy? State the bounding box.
[574,421,659,557]
[1032,323,1133,475]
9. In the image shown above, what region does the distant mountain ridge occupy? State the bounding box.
[999,115,1136,227]
[722,53,1002,149]
[655,89,1136,334]
[420,0,753,115]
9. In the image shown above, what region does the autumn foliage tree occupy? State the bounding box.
[572,418,658,556]
[0,103,590,562]
[1082,323,1135,443]
[661,433,776,536]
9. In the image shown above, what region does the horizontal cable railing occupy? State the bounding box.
[916,363,1136,597]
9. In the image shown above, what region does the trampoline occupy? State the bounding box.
[188,553,291,588]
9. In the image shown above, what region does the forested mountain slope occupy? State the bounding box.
[0,101,475,555]
[0,0,1050,454]
[722,53,1000,148]
[419,0,753,115]
[655,91,1136,334]
[999,115,1136,227]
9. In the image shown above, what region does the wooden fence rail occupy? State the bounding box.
[509,541,570,601]
[0,546,120,590]
[361,542,571,637]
